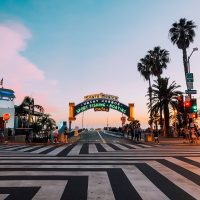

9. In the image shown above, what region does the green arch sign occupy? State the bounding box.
[74,98,130,117]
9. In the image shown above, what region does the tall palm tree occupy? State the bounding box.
[148,46,170,131]
[36,114,56,132]
[169,18,196,78]
[150,78,182,136]
[148,46,170,79]
[15,96,44,128]
[137,55,153,130]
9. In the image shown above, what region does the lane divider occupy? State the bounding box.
[97,131,106,143]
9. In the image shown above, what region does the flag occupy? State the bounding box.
[0,78,3,86]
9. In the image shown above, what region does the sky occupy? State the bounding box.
[0,0,200,129]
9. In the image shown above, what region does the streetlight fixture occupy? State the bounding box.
[188,47,198,73]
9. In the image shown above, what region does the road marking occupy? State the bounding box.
[31,146,54,154]
[68,144,82,156]
[0,180,67,200]
[100,143,116,151]
[97,131,106,143]
[123,166,170,200]
[146,160,200,200]
[46,145,68,156]
[165,157,200,176]
[89,144,99,154]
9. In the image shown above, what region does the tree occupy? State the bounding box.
[148,46,170,131]
[169,18,196,78]
[36,114,56,131]
[137,55,153,130]
[15,96,44,128]
[148,46,170,79]
[150,78,182,136]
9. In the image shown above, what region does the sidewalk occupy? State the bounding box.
[144,135,200,146]
[1,135,80,145]
[123,133,200,146]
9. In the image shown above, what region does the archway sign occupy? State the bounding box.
[69,93,134,128]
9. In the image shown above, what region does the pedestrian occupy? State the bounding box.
[64,127,68,144]
[135,127,139,142]
[25,130,30,143]
[54,126,59,143]
[137,125,142,141]
[153,127,159,144]
[50,128,54,143]
[0,129,4,143]
[190,128,198,144]
[184,126,190,143]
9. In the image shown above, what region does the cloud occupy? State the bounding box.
[0,21,60,120]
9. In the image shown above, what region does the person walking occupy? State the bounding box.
[190,127,198,144]
[54,126,59,143]
[64,127,68,144]
[153,127,159,144]
[137,125,142,141]
[183,126,190,143]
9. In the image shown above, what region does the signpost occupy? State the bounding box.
[185,90,197,94]
[186,73,194,90]
[186,73,194,82]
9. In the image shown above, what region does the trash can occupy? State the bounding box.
[144,133,153,142]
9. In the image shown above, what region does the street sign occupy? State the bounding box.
[185,90,197,94]
[187,82,193,90]
[186,73,194,82]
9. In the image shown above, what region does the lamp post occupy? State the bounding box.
[187,47,198,128]
[188,47,198,73]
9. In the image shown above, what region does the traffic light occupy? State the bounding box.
[191,113,198,118]
[184,100,191,113]
[177,95,184,113]
[190,98,197,113]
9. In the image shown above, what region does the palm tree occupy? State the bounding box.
[137,55,153,130]
[148,46,170,79]
[150,78,182,136]
[169,18,196,78]
[15,96,44,128]
[148,46,170,131]
[36,114,56,131]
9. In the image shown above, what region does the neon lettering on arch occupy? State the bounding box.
[69,93,134,125]
[74,98,130,116]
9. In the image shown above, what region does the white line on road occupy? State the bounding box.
[97,131,106,143]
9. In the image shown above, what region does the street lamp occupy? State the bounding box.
[188,47,198,73]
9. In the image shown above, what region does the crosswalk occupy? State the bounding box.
[0,145,200,200]
[0,142,156,156]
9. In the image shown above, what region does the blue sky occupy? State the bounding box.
[0,0,200,128]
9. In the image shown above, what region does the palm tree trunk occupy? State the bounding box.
[164,103,170,137]
[182,48,188,76]
[148,78,153,132]
[159,106,163,134]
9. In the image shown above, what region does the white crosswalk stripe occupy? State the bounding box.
[17,145,43,152]
[0,143,190,157]
[122,166,170,200]
[100,143,116,151]
[67,144,82,156]
[31,146,54,154]
[46,145,68,156]
[146,160,200,200]
[0,144,200,199]
[114,143,130,150]
[88,144,99,154]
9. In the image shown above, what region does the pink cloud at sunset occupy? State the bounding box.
[0,21,61,120]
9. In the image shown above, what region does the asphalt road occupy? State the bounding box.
[0,130,200,200]
[79,130,123,143]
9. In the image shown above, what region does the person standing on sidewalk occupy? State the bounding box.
[153,127,159,144]
[137,125,142,141]
[64,127,68,144]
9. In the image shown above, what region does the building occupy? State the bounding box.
[0,88,15,129]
